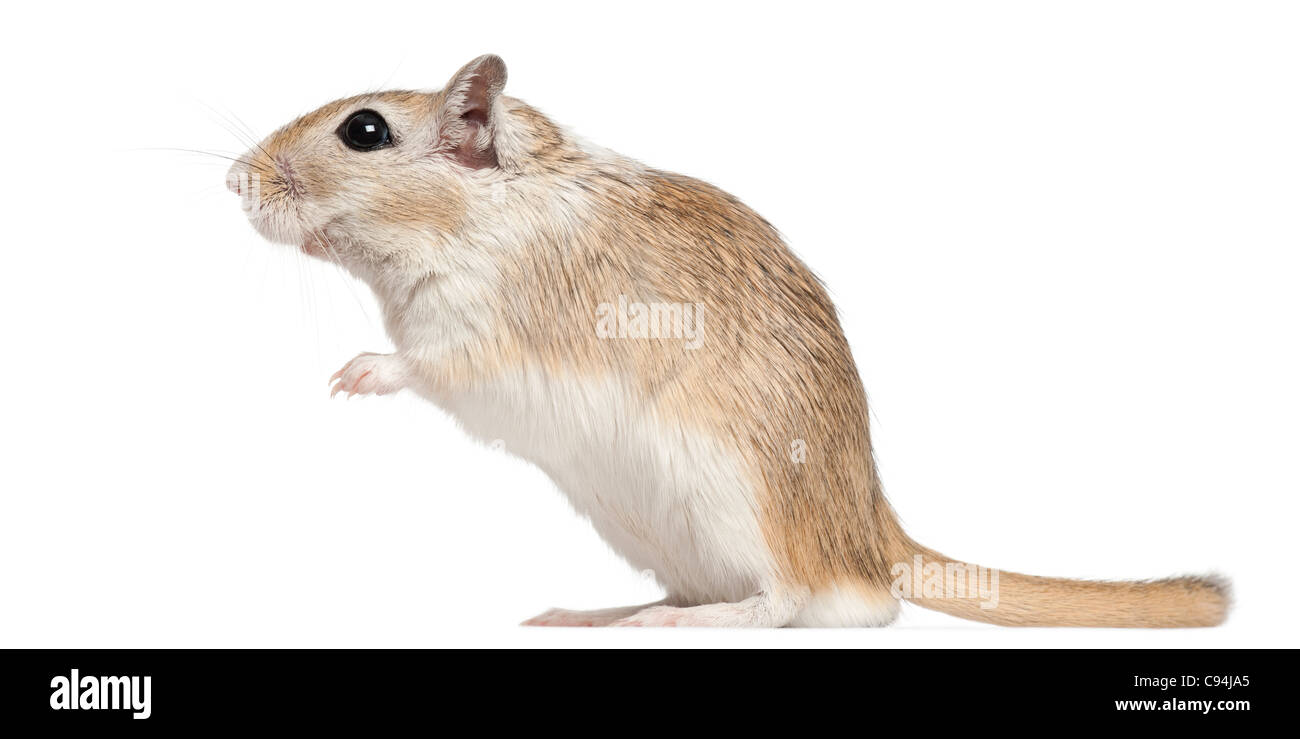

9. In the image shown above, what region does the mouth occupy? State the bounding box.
[230,183,313,250]
[300,234,327,258]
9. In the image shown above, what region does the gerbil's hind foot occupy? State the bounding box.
[522,601,667,627]
[611,590,807,628]
[329,352,410,398]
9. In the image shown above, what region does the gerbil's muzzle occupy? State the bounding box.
[225,163,263,216]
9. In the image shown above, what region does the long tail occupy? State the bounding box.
[880,532,1230,627]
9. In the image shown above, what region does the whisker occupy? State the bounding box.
[311,226,377,325]
[195,100,278,165]
[132,147,278,176]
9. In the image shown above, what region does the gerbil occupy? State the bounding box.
[227,55,1229,627]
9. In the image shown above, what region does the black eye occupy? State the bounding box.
[339,109,391,151]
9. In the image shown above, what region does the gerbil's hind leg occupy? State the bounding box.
[522,600,669,627]
[612,590,807,628]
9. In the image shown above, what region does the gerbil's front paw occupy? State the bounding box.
[329,352,409,398]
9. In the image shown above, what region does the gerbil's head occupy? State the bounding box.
[226,55,572,287]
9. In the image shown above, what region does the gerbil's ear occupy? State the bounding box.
[437,54,508,170]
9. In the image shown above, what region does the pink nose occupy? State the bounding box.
[226,172,243,195]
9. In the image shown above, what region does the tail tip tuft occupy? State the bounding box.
[1173,572,1232,626]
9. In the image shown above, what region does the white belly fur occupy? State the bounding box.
[427,369,778,605]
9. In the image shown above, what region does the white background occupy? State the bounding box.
[0,1,1295,648]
